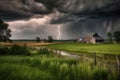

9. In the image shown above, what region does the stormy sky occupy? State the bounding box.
[0,0,120,40]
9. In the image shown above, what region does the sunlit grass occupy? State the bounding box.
[46,42,120,55]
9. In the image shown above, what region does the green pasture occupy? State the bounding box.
[0,55,119,80]
[0,56,53,80]
[46,42,120,55]
[0,44,120,80]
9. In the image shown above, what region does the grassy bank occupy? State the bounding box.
[46,42,120,55]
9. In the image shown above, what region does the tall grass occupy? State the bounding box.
[0,44,119,80]
[0,55,118,80]
[0,63,53,80]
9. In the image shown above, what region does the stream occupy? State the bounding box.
[57,51,80,59]
[50,49,80,59]
[34,46,80,59]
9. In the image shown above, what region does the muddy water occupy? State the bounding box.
[54,50,80,59]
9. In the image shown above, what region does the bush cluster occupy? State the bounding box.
[0,45,30,55]
[38,48,50,55]
[0,47,9,55]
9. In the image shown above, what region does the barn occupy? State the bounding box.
[81,32,104,44]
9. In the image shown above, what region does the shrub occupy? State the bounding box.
[38,48,50,55]
[10,45,30,55]
[0,47,10,55]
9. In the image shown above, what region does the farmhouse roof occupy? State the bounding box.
[84,32,98,37]
[84,32,104,40]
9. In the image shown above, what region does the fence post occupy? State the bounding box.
[116,55,120,75]
[94,52,97,66]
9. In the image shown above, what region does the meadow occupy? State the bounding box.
[0,55,119,80]
[0,42,120,80]
[46,42,120,55]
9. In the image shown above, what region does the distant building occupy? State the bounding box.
[81,32,104,44]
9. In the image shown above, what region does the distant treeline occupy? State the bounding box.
[12,39,78,42]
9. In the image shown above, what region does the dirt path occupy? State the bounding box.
[0,42,53,46]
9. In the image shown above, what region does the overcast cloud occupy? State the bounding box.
[0,0,120,39]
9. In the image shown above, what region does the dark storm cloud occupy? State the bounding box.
[0,0,48,21]
[1,0,120,21]
[1,0,120,39]
[62,17,120,39]
[51,0,120,24]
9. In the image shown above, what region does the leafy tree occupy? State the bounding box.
[48,36,53,43]
[113,31,120,43]
[36,37,40,42]
[43,39,47,42]
[0,19,11,42]
[107,32,113,43]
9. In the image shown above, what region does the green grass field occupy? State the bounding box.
[46,42,120,55]
[0,55,119,80]
[0,56,53,80]
[0,43,120,80]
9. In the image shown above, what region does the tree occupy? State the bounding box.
[113,31,120,43]
[36,37,40,42]
[0,19,11,42]
[48,36,53,43]
[107,32,113,43]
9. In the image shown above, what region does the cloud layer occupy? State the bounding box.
[1,0,120,21]
[0,0,120,39]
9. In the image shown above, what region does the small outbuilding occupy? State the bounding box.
[81,32,104,44]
